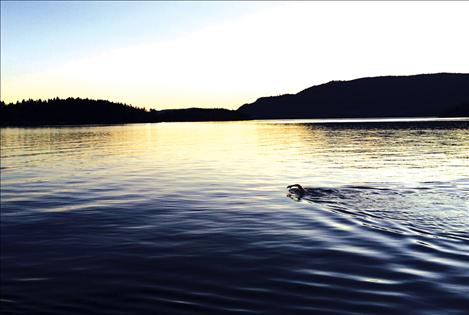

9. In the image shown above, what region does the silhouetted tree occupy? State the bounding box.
[0,97,248,126]
[0,97,152,126]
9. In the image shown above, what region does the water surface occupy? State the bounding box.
[1,119,468,314]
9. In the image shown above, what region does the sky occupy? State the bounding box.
[1,1,468,110]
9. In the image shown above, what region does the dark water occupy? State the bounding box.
[1,119,469,314]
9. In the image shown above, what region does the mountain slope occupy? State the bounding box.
[238,73,469,119]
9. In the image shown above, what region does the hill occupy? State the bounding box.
[2,73,468,126]
[237,73,469,119]
[0,98,246,126]
[0,98,151,126]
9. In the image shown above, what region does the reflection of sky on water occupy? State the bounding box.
[2,120,468,189]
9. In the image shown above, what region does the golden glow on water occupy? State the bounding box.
[2,121,468,189]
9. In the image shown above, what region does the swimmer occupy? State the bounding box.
[287,184,306,195]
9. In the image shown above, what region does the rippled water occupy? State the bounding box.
[1,119,469,314]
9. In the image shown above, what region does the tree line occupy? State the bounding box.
[0,97,247,126]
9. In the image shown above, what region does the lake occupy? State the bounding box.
[1,119,468,314]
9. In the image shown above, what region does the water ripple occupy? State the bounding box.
[1,121,468,314]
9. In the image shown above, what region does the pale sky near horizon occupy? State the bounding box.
[1,1,468,110]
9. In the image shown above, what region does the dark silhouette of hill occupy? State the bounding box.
[0,98,151,126]
[0,98,247,126]
[237,73,469,119]
[1,73,468,126]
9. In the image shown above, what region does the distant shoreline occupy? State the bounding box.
[254,117,469,124]
[1,117,468,129]
[2,73,468,127]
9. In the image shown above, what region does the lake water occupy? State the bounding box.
[1,119,468,314]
